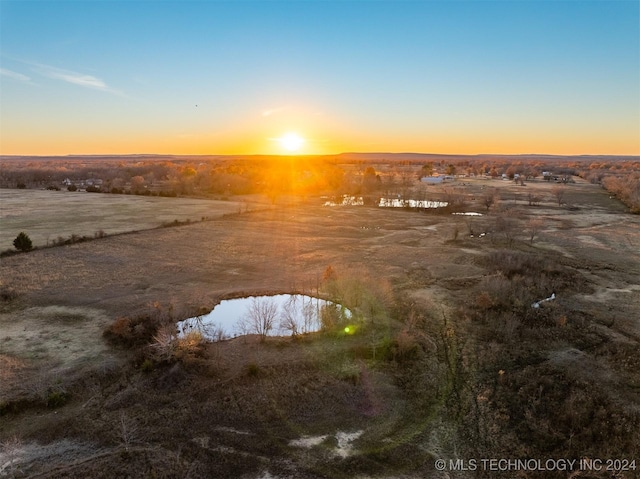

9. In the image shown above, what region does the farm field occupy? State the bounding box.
[1,177,639,478]
[0,189,247,251]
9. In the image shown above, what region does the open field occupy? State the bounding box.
[1,176,639,478]
[0,189,248,251]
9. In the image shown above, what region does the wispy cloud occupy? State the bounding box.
[261,106,288,117]
[39,66,106,89]
[31,63,124,96]
[0,68,33,84]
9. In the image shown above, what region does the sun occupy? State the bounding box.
[278,132,305,152]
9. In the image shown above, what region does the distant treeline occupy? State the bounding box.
[1,154,638,211]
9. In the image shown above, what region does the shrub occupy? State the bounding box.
[140,359,155,372]
[0,284,18,302]
[334,361,361,385]
[150,325,177,361]
[323,265,337,282]
[46,389,70,408]
[392,330,421,362]
[486,250,581,294]
[320,303,347,332]
[103,314,163,347]
[322,268,393,327]
[13,232,33,252]
[67,184,78,191]
[244,362,262,377]
[172,331,205,364]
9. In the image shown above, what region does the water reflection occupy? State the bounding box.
[378,198,448,208]
[323,195,448,208]
[178,294,351,341]
[323,195,364,206]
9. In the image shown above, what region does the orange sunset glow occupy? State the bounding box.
[1,1,637,156]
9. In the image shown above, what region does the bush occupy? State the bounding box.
[320,303,347,332]
[0,284,18,302]
[46,389,70,408]
[13,232,33,252]
[140,358,155,372]
[244,362,262,377]
[175,331,205,356]
[103,314,163,347]
[392,330,421,362]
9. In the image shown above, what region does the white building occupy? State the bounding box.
[420,176,444,184]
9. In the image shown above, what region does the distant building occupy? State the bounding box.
[421,175,444,184]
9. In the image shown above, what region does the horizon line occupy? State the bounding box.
[2,152,639,159]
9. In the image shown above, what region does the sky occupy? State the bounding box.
[1,0,638,156]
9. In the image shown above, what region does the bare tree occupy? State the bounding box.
[527,192,542,206]
[483,188,498,212]
[151,325,176,361]
[527,218,544,245]
[361,166,380,193]
[320,303,343,331]
[552,185,566,206]
[118,412,139,452]
[443,187,467,210]
[130,175,145,192]
[280,296,321,335]
[240,297,279,339]
[398,167,415,198]
[302,299,319,333]
[382,170,398,197]
[280,295,300,336]
[495,214,518,247]
[419,162,434,179]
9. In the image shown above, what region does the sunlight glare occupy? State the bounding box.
[278,132,305,152]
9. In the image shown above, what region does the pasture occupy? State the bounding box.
[0,189,246,251]
[1,177,639,478]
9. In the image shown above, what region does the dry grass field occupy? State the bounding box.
[1,177,639,478]
[0,189,248,251]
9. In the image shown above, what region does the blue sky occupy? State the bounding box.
[1,0,638,155]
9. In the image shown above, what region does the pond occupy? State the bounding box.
[323,195,364,206]
[177,294,351,341]
[323,195,448,209]
[378,198,448,208]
